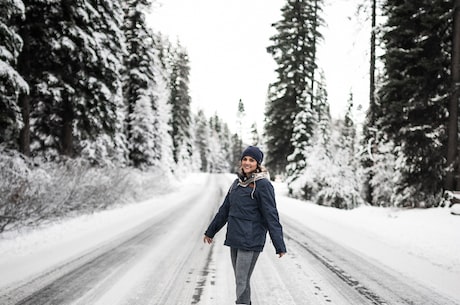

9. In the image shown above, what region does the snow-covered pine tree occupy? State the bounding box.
[19,0,77,160]
[287,73,330,201]
[231,133,243,172]
[122,0,158,169]
[79,0,127,165]
[187,114,202,172]
[249,122,260,146]
[192,111,234,173]
[317,93,363,209]
[236,99,245,146]
[446,1,460,190]
[151,33,174,173]
[194,110,210,172]
[219,122,234,171]
[340,93,356,160]
[0,0,28,149]
[376,0,451,207]
[168,42,193,170]
[314,73,331,153]
[19,0,127,164]
[265,0,324,176]
[360,0,382,202]
[209,114,233,172]
[286,90,315,187]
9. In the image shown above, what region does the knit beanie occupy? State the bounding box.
[241,146,264,164]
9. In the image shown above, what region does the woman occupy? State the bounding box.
[203,146,287,305]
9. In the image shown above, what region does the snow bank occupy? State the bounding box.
[274,181,460,302]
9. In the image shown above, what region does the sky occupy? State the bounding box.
[146,0,370,133]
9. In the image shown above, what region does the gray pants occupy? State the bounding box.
[230,248,260,305]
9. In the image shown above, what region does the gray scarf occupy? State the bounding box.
[238,169,270,199]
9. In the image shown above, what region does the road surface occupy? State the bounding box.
[0,174,457,305]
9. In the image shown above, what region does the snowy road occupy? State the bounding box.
[0,174,458,305]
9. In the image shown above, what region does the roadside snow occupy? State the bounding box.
[274,181,460,302]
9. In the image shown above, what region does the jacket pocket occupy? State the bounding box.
[226,216,252,248]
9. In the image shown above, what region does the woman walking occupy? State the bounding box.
[203,146,287,305]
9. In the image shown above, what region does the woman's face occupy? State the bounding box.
[241,156,258,175]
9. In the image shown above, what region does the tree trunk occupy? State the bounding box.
[311,0,319,102]
[61,98,74,157]
[370,0,376,112]
[18,95,30,157]
[18,22,31,157]
[447,0,460,190]
[364,0,377,204]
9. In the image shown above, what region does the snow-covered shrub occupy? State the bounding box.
[451,204,460,215]
[316,163,364,209]
[0,148,40,231]
[287,119,364,209]
[0,148,169,233]
[368,140,399,207]
[287,148,332,202]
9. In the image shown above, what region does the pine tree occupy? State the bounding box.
[324,93,363,208]
[219,123,234,171]
[265,0,324,175]
[286,89,315,184]
[250,122,260,146]
[123,0,158,168]
[287,73,330,200]
[231,133,243,172]
[0,0,28,148]
[314,72,331,152]
[447,0,460,190]
[340,93,356,157]
[79,0,127,164]
[194,110,210,172]
[376,0,451,207]
[168,42,192,168]
[236,98,252,146]
[151,33,174,173]
[356,0,382,204]
[210,114,233,172]
[19,0,127,164]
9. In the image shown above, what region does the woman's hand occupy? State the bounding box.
[203,235,213,244]
[278,252,286,258]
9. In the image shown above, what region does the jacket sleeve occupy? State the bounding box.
[256,180,287,254]
[204,190,231,238]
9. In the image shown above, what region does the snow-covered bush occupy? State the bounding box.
[0,148,168,233]
[287,118,364,209]
[288,151,364,209]
[367,140,399,207]
[0,149,38,231]
[451,204,460,215]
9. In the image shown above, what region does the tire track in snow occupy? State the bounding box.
[284,232,387,305]
[281,215,459,305]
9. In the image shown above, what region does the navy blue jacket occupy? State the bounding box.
[205,178,287,254]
